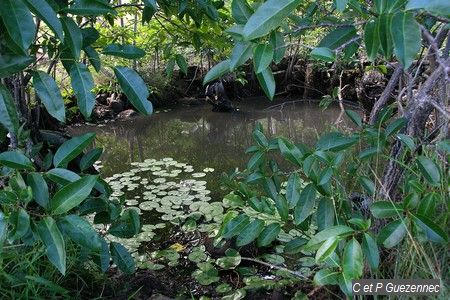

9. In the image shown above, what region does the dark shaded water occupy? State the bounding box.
[70,99,349,183]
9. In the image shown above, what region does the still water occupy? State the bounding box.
[70,98,348,182]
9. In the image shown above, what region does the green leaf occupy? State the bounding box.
[61,17,83,60]
[362,233,379,270]
[216,249,241,270]
[243,0,300,41]
[262,177,278,200]
[54,133,95,168]
[253,130,269,147]
[175,54,188,75]
[417,192,438,216]
[24,0,64,41]
[257,223,281,247]
[27,172,49,208]
[46,168,81,185]
[82,27,100,47]
[377,14,393,58]
[391,12,421,68]
[110,242,135,274]
[253,44,274,74]
[203,60,231,85]
[231,0,253,24]
[286,173,301,208]
[316,197,335,231]
[359,176,375,195]
[310,47,335,62]
[0,151,34,170]
[314,269,339,286]
[278,138,303,166]
[247,151,264,171]
[8,208,30,241]
[284,237,307,254]
[84,47,100,73]
[0,83,20,134]
[343,238,363,279]
[411,214,448,243]
[270,31,286,64]
[256,67,276,100]
[230,42,253,71]
[80,148,102,171]
[58,215,101,250]
[318,26,357,50]
[37,217,66,275]
[396,134,415,151]
[63,0,116,16]
[0,0,36,52]
[0,55,35,78]
[108,209,141,238]
[345,109,362,127]
[306,225,354,249]
[318,168,333,186]
[316,132,357,151]
[370,201,403,218]
[33,71,66,122]
[70,63,95,118]
[416,156,440,186]
[222,214,250,239]
[364,19,379,61]
[142,5,156,23]
[406,0,450,17]
[0,212,7,243]
[143,0,157,10]
[315,236,339,263]
[358,147,380,160]
[51,175,97,215]
[377,219,407,248]
[114,66,153,115]
[335,0,349,11]
[294,184,316,225]
[274,195,289,221]
[236,219,265,246]
[103,44,145,59]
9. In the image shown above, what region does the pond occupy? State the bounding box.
[69,98,352,284]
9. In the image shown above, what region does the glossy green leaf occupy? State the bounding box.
[0,83,20,134]
[270,31,286,64]
[345,109,362,127]
[416,156,440,186]
[70,63,95,118]
[110,242,135,274]
[0,212,7,244]
[377,14,393,58]
[81,27,100,47]
[27,173,49,208]
[103,44,145,59]
[286,173,301,208]
[319,26,357,50]
[93,237,110,272]
[37,217,66,275]
[63,0,116,16]
[314,269,339,286]
[316,132,357,152]
[362,233,379,270]
[263,177,278,200]
[230,42,253,71]
[396,134,415,151]
[83,46,101,72]
[0,55,35,78]
[175,54,188,75]
[243,0,301,40]
[0,0,36,52]
[51,175,97,215]
[114,66,153,115]
[253,44,274,74]
[253,130,269,147]
[310,47,335,62]
[417,192,438,216]
[318,168,333,186]
[61,17,83,60]
[377,219,407,248]
[275,195,289,221]
[108,209,141,238]
[359,176,375,195]
[54,133,95,168]
[24,0,64,41]
[306,225,354,249]
[315,236,339,263]
[294,184,316,225]
[222,214,250,239]
[9,208,30,241]
[203,60,231,84]
[247,151,264,171]
[58,215,101,250]
[46,168,81,185]
[364,19,379,61]
[257,223,281,247]
[256,67,276,100]
[317,197,335,231]
[284,237,307,254]
[391,12,421,68]
[236,219,265,246]
[0,151,33,170]
[370,201,403,218]
[411,214,448,243]
[278,138,303,166]
[335,0,348,11]
[79,148,102,172]
[406,0,450,17]
[33,71,66,122]
[231,0,253,24]
[343,238,363,279]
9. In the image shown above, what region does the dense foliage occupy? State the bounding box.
[0,0,449,298]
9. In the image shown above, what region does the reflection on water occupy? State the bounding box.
[70,99,348,186]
